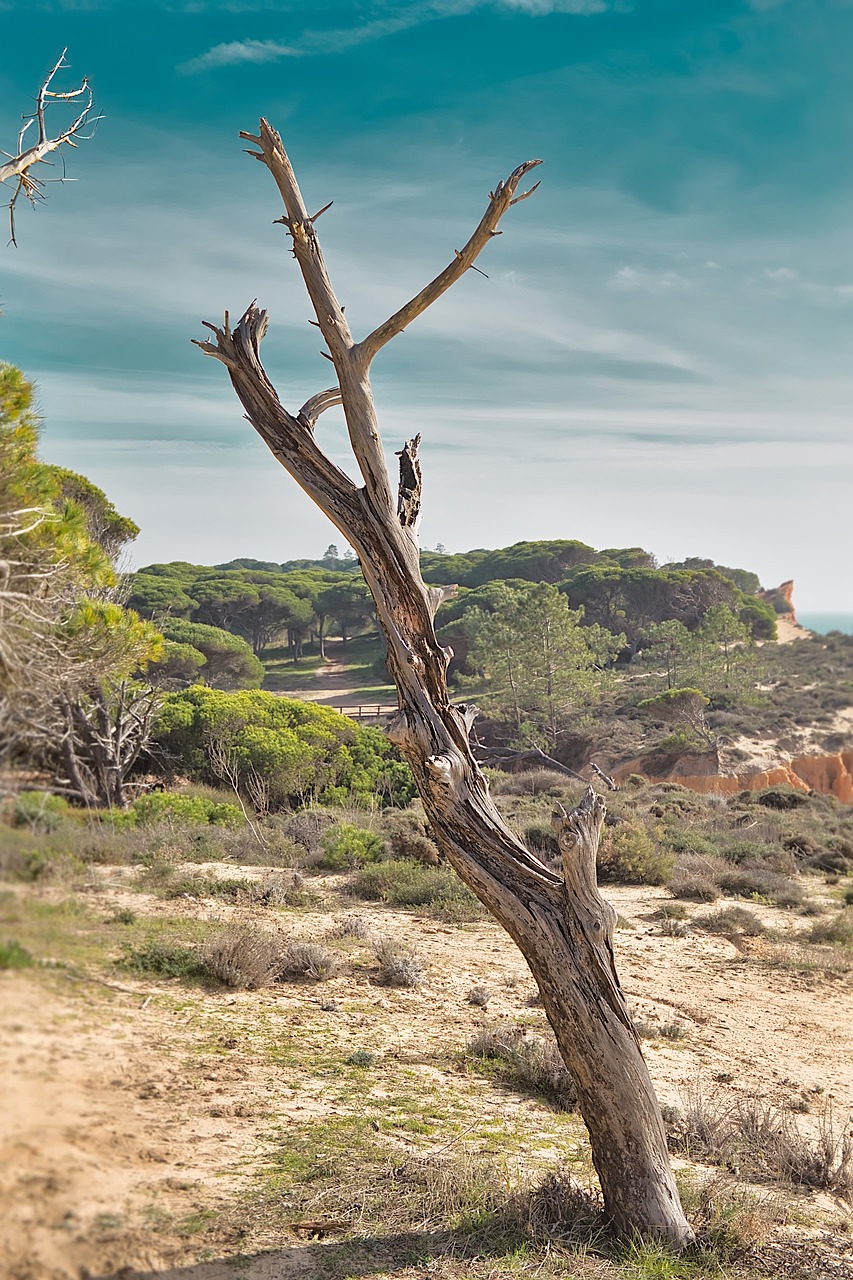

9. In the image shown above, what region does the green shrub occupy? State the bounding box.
[0,939,34,969]
[121,940,206,980]
[597,820,673,885]
[125,791,243,828]
[321,823,386,869]
[351,859,483,921]
[12,791,70,834]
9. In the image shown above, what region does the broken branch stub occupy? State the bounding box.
[195,122,693,1249]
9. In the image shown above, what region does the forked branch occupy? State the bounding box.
[1,49,100,246]
[357,158,542,364]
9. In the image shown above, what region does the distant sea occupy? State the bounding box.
[798,613,853,636]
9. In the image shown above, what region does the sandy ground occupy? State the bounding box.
[2,875,852,1279]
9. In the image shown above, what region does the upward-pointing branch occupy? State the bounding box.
[240,119,393,513]
[357,159,542,365]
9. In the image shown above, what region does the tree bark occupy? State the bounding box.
[195,119,693,1248]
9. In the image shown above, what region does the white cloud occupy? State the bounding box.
[608,265,690,293]
[764,266,797,280]
[180,39,302,74]
[498,0,608,12]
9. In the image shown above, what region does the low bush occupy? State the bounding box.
[381,809,441,865]
[12,791,70,834]
[0,939,34,969]
[280,941,337,981]
[321,823,386,869]
[351,859,483,922]
[372,934,423,987]
[715,866,804,909]
[122,792,243,828]
[668,874,719,902]
[597,820,673,886]
[204,927,284,988]
[121,940,206,981]
[808,909,853,947]
[696,906,766,937]
[465,1023,576,1111]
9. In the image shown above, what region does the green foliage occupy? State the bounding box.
[155,686,414,809]
[121,940,207,980]
[597,821,674,885]
[121,791,243,828]
[12,791,70,834]
[463,581,616,750]
[320,823,386,868]
[159,619,263,689]
[0,939,34,969]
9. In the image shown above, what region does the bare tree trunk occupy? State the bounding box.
[195,120,693,1248]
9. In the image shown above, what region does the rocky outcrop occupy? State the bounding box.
[758,580,797,623]
[613,749,853,802]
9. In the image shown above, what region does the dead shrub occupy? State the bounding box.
[279,941,337,981]
[372,934,423,987]
[466,984,492,1007]
[203,926,284,989]
[695,906,766,937]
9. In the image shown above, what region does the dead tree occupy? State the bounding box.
[195,119,693,1247]
[0,49,99,246]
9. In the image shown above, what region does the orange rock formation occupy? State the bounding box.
[613,750,853,802]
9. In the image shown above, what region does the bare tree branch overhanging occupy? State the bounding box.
[0,49,100,246]
[195,118,694,1247]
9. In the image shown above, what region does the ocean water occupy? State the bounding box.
[797,613,853,636]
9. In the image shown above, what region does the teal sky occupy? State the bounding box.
[1,1,852,609]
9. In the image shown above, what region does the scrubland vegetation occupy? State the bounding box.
[3,761,853,1277]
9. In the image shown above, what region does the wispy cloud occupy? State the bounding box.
[180,0,612,73]
[608,266,690,293]
[764,266,797,280]
[179,38,302,73]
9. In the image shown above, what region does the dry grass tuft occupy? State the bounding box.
[203,926,284,989]
[466,1023,577,1111]
[280,941,337,981]
[372,934,423,987]
[670,1084,853,1199]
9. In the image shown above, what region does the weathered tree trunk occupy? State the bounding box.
[195,119,693,1248]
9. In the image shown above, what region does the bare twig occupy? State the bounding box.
[1,49,101,246]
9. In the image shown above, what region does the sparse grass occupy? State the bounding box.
[669,1084,853,1198]
[465,1023,577,1111]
